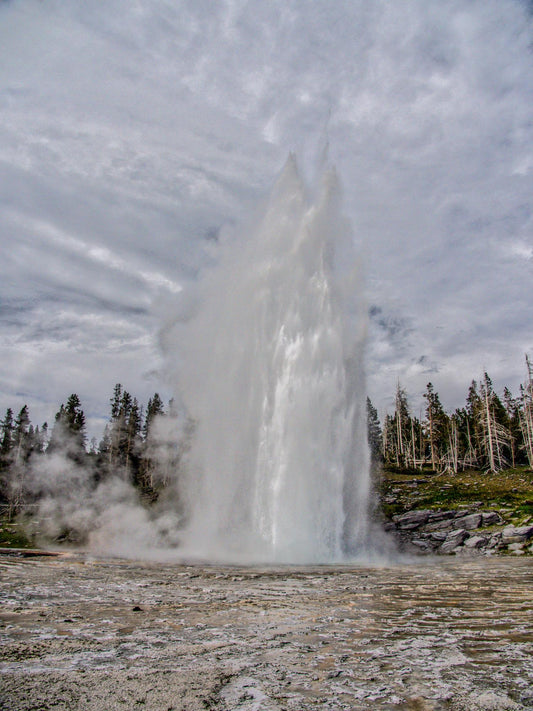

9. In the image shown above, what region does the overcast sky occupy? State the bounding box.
[1,0,533,439]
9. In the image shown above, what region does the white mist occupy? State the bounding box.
[162,156,370,563]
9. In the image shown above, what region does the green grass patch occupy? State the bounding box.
[379,466,533,521]
[0,519,35,549]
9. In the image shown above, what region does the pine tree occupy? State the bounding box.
[520,355,533,466]
[393,383,412,468]
[6,405,32,515]
[0,408,14,462]
[143,393,165,439]
[478,373,510,472]
[464,380,483,468]
[0,408,15,505]
[125,397,142,476]
[110,383,123,420]
[138,394,166,493]
[503,387,521,468]
[423,383,449,472]
[366,397,383,466]
[106,385,144,477]
[13,405,31,465]
[383,384,414,469]
[48,395,87,462]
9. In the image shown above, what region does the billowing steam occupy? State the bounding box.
[160,156,371,563]
[22,157,373,564]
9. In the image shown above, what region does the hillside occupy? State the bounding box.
[378,466,533,555]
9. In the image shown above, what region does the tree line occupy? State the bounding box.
[367,355,533,475]
[2,356,532,520]
[0,385,188,518]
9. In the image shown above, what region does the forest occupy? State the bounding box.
[369,355,533,476]
[1,356,533,522]
[0,385,192,521]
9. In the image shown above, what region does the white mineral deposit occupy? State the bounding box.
[1,553,532,710]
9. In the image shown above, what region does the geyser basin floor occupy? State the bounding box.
[1,554,532,711]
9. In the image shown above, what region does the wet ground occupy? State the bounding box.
[0,552,532,710]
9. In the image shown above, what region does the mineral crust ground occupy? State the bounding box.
[1,552,532,710]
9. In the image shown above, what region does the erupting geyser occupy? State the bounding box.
[163,156,370,563]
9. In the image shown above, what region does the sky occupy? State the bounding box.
[1,0,533,440]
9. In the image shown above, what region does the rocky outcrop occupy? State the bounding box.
[384,508,533,556]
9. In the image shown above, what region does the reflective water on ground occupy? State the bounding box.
[0,553,531,709]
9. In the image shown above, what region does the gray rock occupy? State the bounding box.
[411,539,431,550]
[440,528,468,553]
[427,511,455,523]
[401,522,428,531]
[464,535,486,549]
[453,513,482,530]
[502,524,533,544]
[481,511,502,526]
[508,542,525,552]
[392,510,431,529]
[515,524,533,539]
[454,509,473,518]
[425,519,454,532]
[487,532,502,549]
[429,531,448,542]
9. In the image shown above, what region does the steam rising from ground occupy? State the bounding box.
[22,158,374,564]
[160,157,371,563]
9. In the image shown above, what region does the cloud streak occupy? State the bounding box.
[0,0,532,433]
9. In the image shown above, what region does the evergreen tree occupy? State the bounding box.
[503,386,522,468]
[5,405,32,515]
[48,395,87,461]
[95,424,111,481]
[464,380,483,468]
[423,382,449,472]
[34,422,48,454]
[106,385,143,477]
[13,405,31,465]
[143,393,165,439]
[0,407,14,462]
[393,383,412,468]
[110,383,123,420]
[478,373,510,472]
[125,397,142,477]
[519,355,533,467]
[366,397,383,466]
[382,384,416,469]
[0,408,14,504]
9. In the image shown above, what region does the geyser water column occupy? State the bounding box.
[164,156,370,563]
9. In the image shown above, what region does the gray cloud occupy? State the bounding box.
[1,0,532,435]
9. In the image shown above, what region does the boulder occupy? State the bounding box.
[425,519,455,532]
[453,513,482,530]
[427,511,455,523]
[429,531,448,542]
[502,524,533,544]
[464,535,486,549]
[440,528,468,553]
[454,509,473,518]
[508,542,525,552]
[486,532,501,549]
[392,510,431,529]
[481,511,502,526]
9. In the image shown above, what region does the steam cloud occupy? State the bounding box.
[159,156,372,563]
[22,158,386,564]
